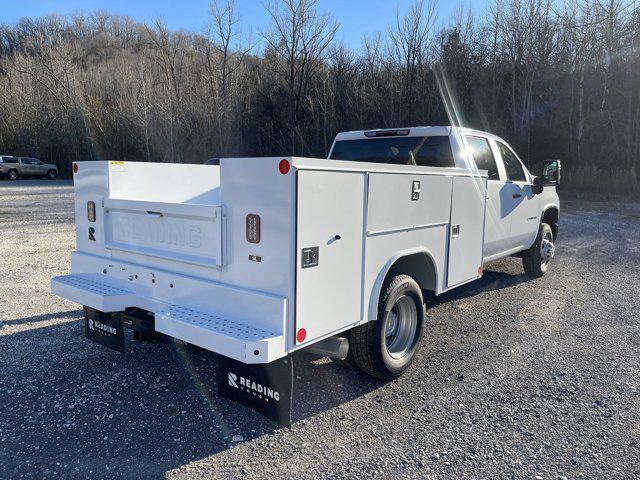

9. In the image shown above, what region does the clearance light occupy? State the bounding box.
[279,159,290,175]
[364,129,410,137]
[296,328,307,343]
[87,201,96,222]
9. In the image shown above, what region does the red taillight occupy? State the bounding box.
[278,159,290,175]
[73,163,78,173]
[246,214,260,243]
[296,328,307,343]
[87,201,96,222]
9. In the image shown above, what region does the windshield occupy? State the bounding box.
[329,136,454,167]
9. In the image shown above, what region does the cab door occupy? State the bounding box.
[494,141,540,251]
[465,135,511,260]
[20,159,35,175]
[33,159,47,175]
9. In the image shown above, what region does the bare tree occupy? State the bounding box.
[0,4,638,194]
[206,0,251,153]
[262,0,338,153]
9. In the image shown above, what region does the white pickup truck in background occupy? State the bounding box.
[51,126,560,424]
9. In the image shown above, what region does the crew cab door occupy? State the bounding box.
[20,159,35,175]
[465,135,510,259]
[34,160,47,175]
[494,141,540,251]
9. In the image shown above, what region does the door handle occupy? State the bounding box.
[512,193,522,199]
[145,211,163,218]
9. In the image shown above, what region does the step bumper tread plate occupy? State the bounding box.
[51,273,135,312]
[155,304,285,364]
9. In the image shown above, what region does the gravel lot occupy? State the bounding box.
[1,180,639,479]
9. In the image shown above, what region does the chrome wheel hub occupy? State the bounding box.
[541,236,555,264]
[385,295,418,360]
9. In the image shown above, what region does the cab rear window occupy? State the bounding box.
[330,136,454,168]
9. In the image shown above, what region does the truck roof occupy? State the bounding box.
[333,126,504,142]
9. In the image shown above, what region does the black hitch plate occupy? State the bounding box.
[218,355,293,427]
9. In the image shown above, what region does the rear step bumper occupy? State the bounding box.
[156,305,283,364]
[52,274,136,312]
[51,272,286,364]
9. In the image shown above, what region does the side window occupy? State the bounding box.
[497,142,526,182]
[414,136,455,168]
[465,136,499,180]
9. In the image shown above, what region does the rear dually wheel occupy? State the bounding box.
[349,274,425,380]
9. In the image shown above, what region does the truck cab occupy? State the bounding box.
[328,126,560,269]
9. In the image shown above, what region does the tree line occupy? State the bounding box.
[0,0,638,194]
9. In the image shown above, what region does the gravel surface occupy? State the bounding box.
[1,180,639,479]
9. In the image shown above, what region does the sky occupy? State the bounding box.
[1,0,490,49]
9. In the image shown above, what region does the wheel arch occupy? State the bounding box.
[541,205,559,240]
[368,248,438,321]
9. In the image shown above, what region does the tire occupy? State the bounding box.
[522,222,555,278]
[7,169,18,181]
[350,274,425,380]
[47,170,57,180]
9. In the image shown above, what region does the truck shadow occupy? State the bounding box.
[0,315,383,479]
[430,262,531,306]
[2,309,79,326]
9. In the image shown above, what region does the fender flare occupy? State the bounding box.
[540,203,560,239]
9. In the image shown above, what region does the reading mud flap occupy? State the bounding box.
[83,307,124,353]
[218,356,293,427]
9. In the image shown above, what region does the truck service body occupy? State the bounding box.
[51,126,560,424]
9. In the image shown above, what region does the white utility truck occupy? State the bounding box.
[51,126,560,425]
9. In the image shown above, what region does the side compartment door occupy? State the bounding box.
[447,175,487,287]
[295,170,365,346]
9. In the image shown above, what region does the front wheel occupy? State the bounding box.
[7,169,18,181]
[47,170,57,180]
[522,222,555,277]
[349,274,425,379]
